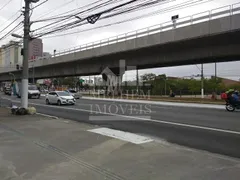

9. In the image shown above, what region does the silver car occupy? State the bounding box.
[65,89,82,99]
[46,91,76,105]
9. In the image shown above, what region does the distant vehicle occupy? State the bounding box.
[98,89,105,95]
[65,89,82,99]
[46,91,76,105]
[4,84,12,95]
[17,83,40,99]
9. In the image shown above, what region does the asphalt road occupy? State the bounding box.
[1,94,240,159]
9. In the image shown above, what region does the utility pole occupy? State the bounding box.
[164,78,167,96]
[32,60,35,84]
[201,64,204,99]
[215,62,217,92]
[22,0,31,109]
[136,68,139,95]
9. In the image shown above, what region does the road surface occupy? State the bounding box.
[1,94,240,158]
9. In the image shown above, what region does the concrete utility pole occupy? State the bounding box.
[215,62,217,92]
[201,64,204,99]
[21,0,31,108]
[22,0,39,108]
[136,68,139,95]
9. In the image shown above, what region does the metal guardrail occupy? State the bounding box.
[52,2,240,57]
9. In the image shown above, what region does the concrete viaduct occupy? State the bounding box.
[0,4,240,82]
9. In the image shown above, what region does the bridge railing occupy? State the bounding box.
[53,2,240,57]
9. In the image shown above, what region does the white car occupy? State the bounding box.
[65,89,82,99]
[17,84,40,99]
[46,91,76,105]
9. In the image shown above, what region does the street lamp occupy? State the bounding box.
[171,15,179,29]
[12,33,23,39]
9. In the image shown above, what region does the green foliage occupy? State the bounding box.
[140,73,156,81]
[53,77,79,88]
[139,73,233,96]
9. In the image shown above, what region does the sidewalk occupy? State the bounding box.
[0,107,239,180]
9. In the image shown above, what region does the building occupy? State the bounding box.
[42,52,51,59]
[0,48,3,67]
[219,77,240,87]
[29,38,43,60]
[1,41,22,67]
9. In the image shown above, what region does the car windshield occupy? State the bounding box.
[69,90,76,93]
[28,85,38,90]
[57,91,71,96]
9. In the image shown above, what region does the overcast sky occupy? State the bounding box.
[0,0,239,80]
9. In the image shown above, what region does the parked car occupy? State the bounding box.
[17,83,40,99]
[46,91,76,105]
[65,89,82,99]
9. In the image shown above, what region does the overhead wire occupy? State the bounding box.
[0,15,23,35]
[31,0,119,33]
[0,9,22,28]
[31,0,49,10]
[0,21,23,41]
[34,0,75,20]
[33,0,171,38]
[33,0,120,22]
[36,0,212,39]
[0,0,13,11]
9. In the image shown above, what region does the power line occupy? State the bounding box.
[31,0,118,33]
[33,0,117,22]
[33,0,172,38]
[34,0,75,20]
[0,22,23,41]
[0,9,22,28]
[0,15,23,35]
[39,0,212,39]
[31,0,48,10]
[0,0,13,11]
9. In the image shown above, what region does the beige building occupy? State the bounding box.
[1,41,22,67]
[0,48,3,67]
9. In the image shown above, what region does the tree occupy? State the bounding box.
[188,79,201,96]
[140,73,156,82]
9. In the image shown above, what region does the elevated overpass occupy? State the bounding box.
[0,3,240,81]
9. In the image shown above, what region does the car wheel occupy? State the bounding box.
[46,99,50,105]
[226,104,235,112]
[57,100,61,106]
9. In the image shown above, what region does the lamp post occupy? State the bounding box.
[171,15,179,29]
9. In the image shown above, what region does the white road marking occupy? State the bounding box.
[2,97,240,135]
[88,127,153,144]
[36,113,58,119]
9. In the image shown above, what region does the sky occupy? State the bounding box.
[0,0,240,81]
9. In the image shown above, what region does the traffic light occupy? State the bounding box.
[16,64,20,70]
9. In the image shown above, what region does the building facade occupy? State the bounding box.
[1,41,22,67]
[0,48,3,67]
[29,38,43,60]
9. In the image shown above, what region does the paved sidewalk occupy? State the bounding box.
[0,108,239,180]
